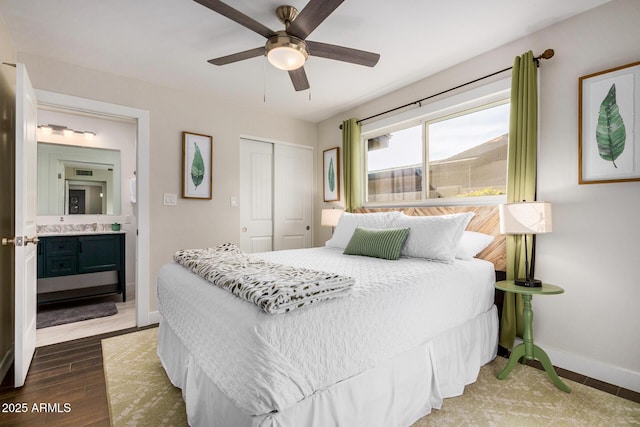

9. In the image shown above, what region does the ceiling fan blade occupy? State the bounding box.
[207,47,264,66]
[307,41,380,67]
[288,67,310,91]
[286,0,345,40]
[193,0,276,39]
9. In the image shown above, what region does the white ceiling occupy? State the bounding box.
[0,0,611,123]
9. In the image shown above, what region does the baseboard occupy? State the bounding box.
[126,282,135,298]
[148,310,162,325]
[0,346,14,383]
[513,338,640,393]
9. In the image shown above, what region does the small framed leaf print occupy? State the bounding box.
[579,61,640,184]
[323,147,340,202]
[182,131,212,199]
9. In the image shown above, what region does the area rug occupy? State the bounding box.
[37,301,118,329]
[103,328,640,426]
[102,328,187,427]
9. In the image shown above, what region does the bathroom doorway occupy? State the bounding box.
[33,91,151,346]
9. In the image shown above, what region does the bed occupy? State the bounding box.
[157,206,505,427]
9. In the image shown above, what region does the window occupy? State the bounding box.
[367,125,423,202]
[365,96,509,204]
[427,102,509,199]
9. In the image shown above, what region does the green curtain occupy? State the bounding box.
[499,51,538,349]
[342,118,362,212]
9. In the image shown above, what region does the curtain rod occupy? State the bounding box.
[339,49,554,129]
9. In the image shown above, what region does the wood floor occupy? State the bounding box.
[0,327,146,427]
[0,290,138,427]
[1,327,639,426]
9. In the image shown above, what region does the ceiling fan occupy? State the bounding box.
[193,0,380,91]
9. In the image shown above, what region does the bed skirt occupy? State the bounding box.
[157,305,498,427]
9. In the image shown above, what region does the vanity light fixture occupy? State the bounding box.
[38,124,97,140]
[39,125,53,135]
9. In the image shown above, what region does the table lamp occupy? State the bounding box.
[321,208,344,234]
[499,201,552,287]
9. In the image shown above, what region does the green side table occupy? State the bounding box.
[496,280,570,393]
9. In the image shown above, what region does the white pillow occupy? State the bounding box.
[390,212,474,263]
[326,211,402,249]
[455,231,494,260]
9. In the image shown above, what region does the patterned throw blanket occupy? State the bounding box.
[173,243,355,314]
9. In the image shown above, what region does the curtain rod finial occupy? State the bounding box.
[538,49,554,60]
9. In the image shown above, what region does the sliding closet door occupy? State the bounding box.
[240,139,313,253]
[239,139,273,253]
[273,144,312,250]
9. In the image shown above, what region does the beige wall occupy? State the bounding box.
[17,52,318,314]
[317,0,640,390]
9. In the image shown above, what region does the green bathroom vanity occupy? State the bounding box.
[37,232,126,304]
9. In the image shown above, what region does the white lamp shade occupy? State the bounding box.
[499,202,552,235]
[321,208,344,227]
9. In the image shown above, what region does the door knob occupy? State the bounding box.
[24,236,39,246]
[242,227,248,232]
[1,237,16,246]
[2,236,38,246]
[306,226,310,230]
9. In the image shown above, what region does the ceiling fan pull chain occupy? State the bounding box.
[307,63,311,101]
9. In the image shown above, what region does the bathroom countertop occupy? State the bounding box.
[37,230,126,237]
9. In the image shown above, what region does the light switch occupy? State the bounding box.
[230,196,238,207]
[163,193,177,206]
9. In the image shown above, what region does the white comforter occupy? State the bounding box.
[157,246,495,416]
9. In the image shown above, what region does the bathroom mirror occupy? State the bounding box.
[37,142,121,215]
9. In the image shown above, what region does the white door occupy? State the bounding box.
[14,64,38,387]
[273,144,312,250]
[240,139,314,253]
[240,139,273,253]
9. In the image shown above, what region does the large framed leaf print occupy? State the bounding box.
[323,147,340,202]
[182,131,213,199]
[579,61,640,184]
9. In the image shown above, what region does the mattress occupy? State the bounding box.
[157,246,496,418]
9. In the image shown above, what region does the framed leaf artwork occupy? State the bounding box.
[182,131,213,199]
[579,61,640,184]
[323,147,340,202]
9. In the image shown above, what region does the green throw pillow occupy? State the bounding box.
[343,227,410,260]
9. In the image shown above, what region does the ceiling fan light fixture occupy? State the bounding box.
[266,33,308,71]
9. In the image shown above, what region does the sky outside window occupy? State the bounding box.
[367,102,509,171]
[367,125,422,172]
[429,103,510,161]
